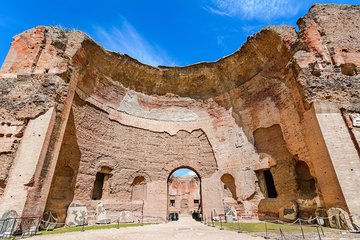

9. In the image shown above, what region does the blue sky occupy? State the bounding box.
[0,0,358,67]
[172,168,197,177]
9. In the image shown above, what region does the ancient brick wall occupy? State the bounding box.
[0,3,359,227]
[168,176,200,215]
[0,73,68,199]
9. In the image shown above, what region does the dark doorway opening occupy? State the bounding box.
[264,170,277,198]
[92,172,105,200]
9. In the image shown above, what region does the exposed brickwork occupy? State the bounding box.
[0,4,359,228]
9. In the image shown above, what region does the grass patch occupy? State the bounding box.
[37,223,155,235]
[208,221,336,234]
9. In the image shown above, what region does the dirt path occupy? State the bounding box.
[32,216,263,240]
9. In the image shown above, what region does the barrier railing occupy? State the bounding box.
[208,213,360,240]
[0,217,41,238]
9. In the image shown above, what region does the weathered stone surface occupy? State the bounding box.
[119,211,135,223]
[65,202,88,226]
[295,4,360,111]
[0,210,18,233]
[350,113,360,127]
[96,202,110,224]
[225,206,237,222]
[0,3,359,230]
[211,209,219,221]
[279,201,298,222]
[327,207,353,230]
[1,210,18,220]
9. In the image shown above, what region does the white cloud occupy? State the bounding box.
[92,18,176,66]
[184,170,197,177]
[206,0,305,20]
[203,6,232,16]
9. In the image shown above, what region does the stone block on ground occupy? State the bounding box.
[225,206,238,222]
[0,210,18,234]
[96,202,110,224]
[279,201,298,222]
[119,211,135,223]
[65,202,88,226]
[327,207,353,230]
[211,209,219,221]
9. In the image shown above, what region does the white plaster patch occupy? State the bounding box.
[118,92,199,122]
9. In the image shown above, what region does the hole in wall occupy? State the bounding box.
[295,161,316,197]
[264,170,278,198]
[220,174,237,200]
[131,176,146,201]
[341,63,357,76]
[92,172,105,200]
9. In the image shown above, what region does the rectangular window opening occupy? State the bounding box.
[92,172,105,200]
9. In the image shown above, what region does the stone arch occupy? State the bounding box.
[168,166,202,182]
[167,166,202,220]
[127,171,151,186]
[131,176,147,201]
[120,171,151,202]
[94,160,115,174]
[220,173,237,200]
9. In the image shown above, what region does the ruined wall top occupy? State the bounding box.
[0,4,359,106]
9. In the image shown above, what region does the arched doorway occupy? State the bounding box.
[167,167,202,221]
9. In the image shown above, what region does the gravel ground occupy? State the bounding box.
[31,216,360,240]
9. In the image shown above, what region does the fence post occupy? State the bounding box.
[81,218,85,232]
[299,219,305,239]
[264,222,270,239]
[279,228,286,240]
[237,216,241,233]
[320,225,324,236]
[141,200,144,226]
[219,216,224,230]
[316,226,322,240]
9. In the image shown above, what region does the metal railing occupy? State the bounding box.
[0,217,41,238]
